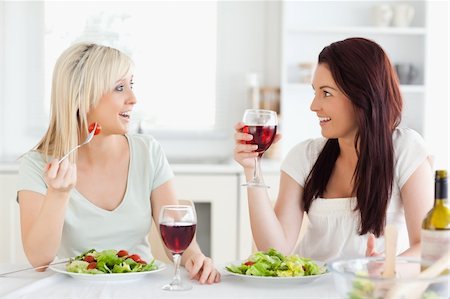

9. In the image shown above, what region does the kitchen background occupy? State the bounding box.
[0,1,448,264]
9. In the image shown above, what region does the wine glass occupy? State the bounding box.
[241,109,278,188]
[159,205,197,291]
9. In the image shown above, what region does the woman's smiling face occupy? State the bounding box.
[87,75,136,135]
[310,63,358,141]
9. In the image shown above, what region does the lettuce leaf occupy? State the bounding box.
[65,249,158,275]
[226,248,326,277]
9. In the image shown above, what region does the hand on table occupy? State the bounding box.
[184,253,221,284]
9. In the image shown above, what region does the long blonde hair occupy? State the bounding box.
[35,43,133,162]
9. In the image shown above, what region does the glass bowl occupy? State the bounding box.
[328,256,450,299]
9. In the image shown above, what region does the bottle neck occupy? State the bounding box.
[435,177,447,203]
[434,198,448,206]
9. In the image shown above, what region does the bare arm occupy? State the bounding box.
[398,158,434,257]
[247,171,304,254]
[18,159,76,268]
[150,179,220,284]
[234,122,303,255]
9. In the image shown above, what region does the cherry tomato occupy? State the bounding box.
[87,262,97,270]
[88,122,102,135]
[244,261,255,266]
[128,254,141,262]
[137,260,147,265]
[83,255,95,263]
[117,250,128,257]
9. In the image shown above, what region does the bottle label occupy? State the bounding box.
[421,229,450,265]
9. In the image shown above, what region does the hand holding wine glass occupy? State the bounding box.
[238,109,278,188]
[159,205,197,291]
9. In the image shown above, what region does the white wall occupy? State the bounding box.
[0,2,4,159]
[424,1,449,169]
[0,2,46,161]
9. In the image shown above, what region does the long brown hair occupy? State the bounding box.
[302,37,403,237]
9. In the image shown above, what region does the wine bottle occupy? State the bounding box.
[421,170,450,269]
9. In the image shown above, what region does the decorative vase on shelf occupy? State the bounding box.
[393,4,415,27]
[373,4,394,27]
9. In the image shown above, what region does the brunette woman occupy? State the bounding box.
[234,37,433,261]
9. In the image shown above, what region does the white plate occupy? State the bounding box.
[224,261,329,284]
[50,260,166,282]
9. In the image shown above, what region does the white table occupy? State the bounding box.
[0,263,342,299]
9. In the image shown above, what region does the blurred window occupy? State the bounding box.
[44,1,217,132]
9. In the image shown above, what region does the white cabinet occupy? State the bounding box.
[172,174,239,264]
[238,172,280,260]
[0,173,27,264]
[280,0,427,157]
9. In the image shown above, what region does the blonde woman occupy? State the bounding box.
[17,43,220,284]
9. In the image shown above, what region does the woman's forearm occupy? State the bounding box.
[181,240,202,265]
[399,242,421,257]
[22,190,69,268]
[244,169,293,254]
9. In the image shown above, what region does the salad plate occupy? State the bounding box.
[225,248,329,285]
[224,262,329,284]
[50,260,166,282]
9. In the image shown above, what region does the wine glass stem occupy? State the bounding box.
[253,155,262,182]
[171,253,182,286]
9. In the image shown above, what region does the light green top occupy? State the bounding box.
[17,134,174,261]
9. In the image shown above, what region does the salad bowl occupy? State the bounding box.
[328,256,450,299]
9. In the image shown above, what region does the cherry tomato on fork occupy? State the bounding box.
[88,122,102,135]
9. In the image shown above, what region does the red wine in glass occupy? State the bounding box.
[159,204,197,291]
[241,109,278,188]
[159,223,196,254]
[242,125,277,155]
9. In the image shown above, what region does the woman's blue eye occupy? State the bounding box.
[115,85,124,92]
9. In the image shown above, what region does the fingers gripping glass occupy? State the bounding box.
[241,109,278,188]
[159,205,197,291]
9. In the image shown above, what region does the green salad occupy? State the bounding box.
[65,249,158,274]
[349,274,441,299]
[226,248,326,277]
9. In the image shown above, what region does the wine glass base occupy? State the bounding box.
[242,181,270,188]
[162,282,193,291]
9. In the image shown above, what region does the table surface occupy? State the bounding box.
[0,263,342,299]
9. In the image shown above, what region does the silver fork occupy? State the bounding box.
[57,123,98,164]
[0,259,69,277]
